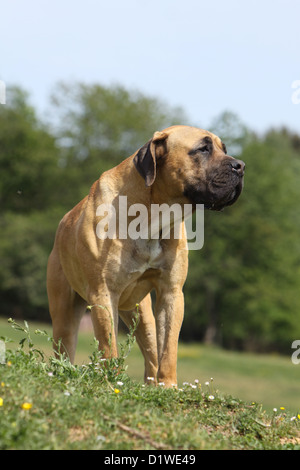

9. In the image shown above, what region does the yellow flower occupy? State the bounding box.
[114,389,120,394]
[280,407,285,411]
[6,361,12,367]
[297,414,300,420]
[21,402,33,410]
[0,397,3,407]
[1,382,5,387]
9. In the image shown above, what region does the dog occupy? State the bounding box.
[47,125,245,387]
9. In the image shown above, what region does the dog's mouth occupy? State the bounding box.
[204,180,244,211]
[184,175,244,212]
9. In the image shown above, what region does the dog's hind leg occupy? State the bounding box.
[119,293,158,384]
[47,249,86,363]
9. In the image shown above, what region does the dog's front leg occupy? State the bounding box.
[88,289,119,358]
[155,288,184,387]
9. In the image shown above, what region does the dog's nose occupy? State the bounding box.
[231,159,245,176]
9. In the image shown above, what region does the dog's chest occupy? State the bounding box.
[130,239,163,274]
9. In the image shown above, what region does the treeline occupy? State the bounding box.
[1,83,300,353]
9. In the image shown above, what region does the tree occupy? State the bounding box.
[183,122,300,353]
[49,82,187,204]
[0,87,64,320]
[0,87,62,212]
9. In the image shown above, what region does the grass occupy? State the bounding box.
[0,317,300,450]
[1,318,298,413]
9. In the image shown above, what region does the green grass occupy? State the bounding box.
[1,318,300,413]
[0,317,300,450]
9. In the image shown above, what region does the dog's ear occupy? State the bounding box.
[133,131,168,187]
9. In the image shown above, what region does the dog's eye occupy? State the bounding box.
[188,143,212,157]
[199,145,209,154]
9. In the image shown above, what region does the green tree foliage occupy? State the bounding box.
[0,87,61,212]
[1,84,299,353]
[50,82,186,203]
[183,118,300,352]
[0,88,64,317]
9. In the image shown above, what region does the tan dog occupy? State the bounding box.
[47,125,245,386]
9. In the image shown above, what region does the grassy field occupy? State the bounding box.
[1,317,299,413]
[1,317,300,450]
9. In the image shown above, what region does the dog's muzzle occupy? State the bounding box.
[207,158,245,211]
[184,158,245,211]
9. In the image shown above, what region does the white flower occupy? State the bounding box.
[194,379,199,384]
[208,395,215,400]
[48,372,53,377]
[116,381,123,386]
[147,377,155,381]
[64,391,71,396]
[158,382,165,386]
[191,384,197,389]
[205,381,210,386]
[273,408,277,413]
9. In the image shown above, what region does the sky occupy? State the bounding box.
[1,0,300,134]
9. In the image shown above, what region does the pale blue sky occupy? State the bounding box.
[1,0,299,133]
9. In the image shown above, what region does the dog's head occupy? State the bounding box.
[134,125,245,211]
